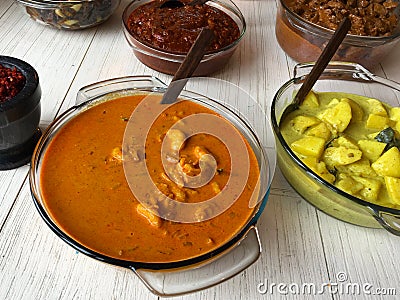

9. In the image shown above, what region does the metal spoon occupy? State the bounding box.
[160,0,209,9]
[281,17,351,119]
[161,27,215,104]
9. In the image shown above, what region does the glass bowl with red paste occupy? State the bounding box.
[122,0,246,75]
[0,56,41,170]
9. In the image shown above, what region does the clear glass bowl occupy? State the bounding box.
[29,76,276,296]
[271,62,400,235]
[16,0,121,30]
[275,0,400,69]
[122,0,246,75]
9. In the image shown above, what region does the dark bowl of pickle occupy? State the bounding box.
[16,0,121,30]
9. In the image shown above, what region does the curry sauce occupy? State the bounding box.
[40,94,260,263]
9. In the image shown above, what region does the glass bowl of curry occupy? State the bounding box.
[276,0,400,70]
[122,0,245,75]
[30,76,276,296]
[271,61,400,236]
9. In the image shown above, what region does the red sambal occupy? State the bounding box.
[126,0,240,54]
[0,64,25,103]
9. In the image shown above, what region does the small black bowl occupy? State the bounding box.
[0,56,41,170]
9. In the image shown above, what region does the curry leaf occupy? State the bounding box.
[375,127,400,152]
[375,127,395,143]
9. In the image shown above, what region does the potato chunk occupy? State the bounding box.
[371,147,400,177]
[367,132,380,140]
[352,176,382,202]
[357,140,386,162]
[318,101,352,133]
[300,156,335,183]
[335,174,364,195]
[301,90,319,108]
[305,122,331,140]
[385,176,400,204]
[300,156,318,169]
[386,110,400,132]
[291,136,326,158]
[323,146,362,167]
[390,107,400,122]
[341,98,364,122]
[367,98,388,116]
[365,114,389,130]
[332,136,359,149]
[336,158,376,177]
[290,115,321,134]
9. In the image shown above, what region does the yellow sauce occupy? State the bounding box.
[280,91,400,208]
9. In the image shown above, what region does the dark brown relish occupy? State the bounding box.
[126,0,240,54]
[289,0,398,37]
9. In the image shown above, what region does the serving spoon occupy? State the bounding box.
[281,17,351,120]
[160,0,209,9]
[161,27,215,104]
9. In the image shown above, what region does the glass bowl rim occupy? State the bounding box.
[16,0,121,8]
[279,0,400,43]
[270,62,400,217]
[29,75,274,270]
[0,55,40,113]
[121,0,247,57]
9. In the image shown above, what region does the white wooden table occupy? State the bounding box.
[1,0,400,299]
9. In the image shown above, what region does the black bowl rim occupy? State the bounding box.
[0,55,40,112]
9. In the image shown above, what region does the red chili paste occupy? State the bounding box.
[0,64,25,103]
[126,0,240,53]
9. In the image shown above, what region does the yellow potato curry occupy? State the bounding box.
[281,91,400,208]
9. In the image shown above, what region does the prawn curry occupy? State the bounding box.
[40,94,260,263]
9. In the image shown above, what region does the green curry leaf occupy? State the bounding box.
[375,127,400,152]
